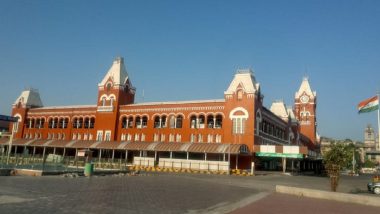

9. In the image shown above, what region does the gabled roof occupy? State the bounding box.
[224,69,260,95]
[14,89,43,108]
[295,77,316,98]
[287,107,298,123]
[270,100,289,122]
[98,57,130,87]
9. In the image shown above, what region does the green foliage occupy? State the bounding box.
[323,142,358,170]
[363,158,376,168]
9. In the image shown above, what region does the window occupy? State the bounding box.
[161,134,165,142]
[121,134,126,141]
[176,115,183,128]
[141,134,146,142]
[134,134,140,141]
[190,115,197,129]
[135,116,141,128]
[154,116,161,128]
[102,97,106,106]
[105,131,111,141]
[169,134,174,142]
[128,117,133,128]
[207,115,214,128]
[232,118,246,134]
[198,115,205,129]
[198,134,203,143]
[48,118,53,129]
[122,117,127,128]
[176,134,181,142]
[216,135,222,143]
[215,115,222,128]
[190,134,195,143]
[142,116,148,128]
[110,97,114,107]
[161,116,167,128]
[96,131,103,141]
[237,90,243,100]
[127,134,132,141]
[106,83,112,91]
[207,134,213,143]
[154,133,159,142]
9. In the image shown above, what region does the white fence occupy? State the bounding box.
[133,157,155,167]
[158,158,229,171]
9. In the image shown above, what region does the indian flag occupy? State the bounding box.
[358,95,379,113]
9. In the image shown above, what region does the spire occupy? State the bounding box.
[295,77,316,98]
[98,57,131,87]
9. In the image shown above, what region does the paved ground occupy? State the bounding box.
[0,172,379,213]
[231,193,380,214]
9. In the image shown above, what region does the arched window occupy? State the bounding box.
[142,116,148,128]
[198,115,205,129]
[106,83,112,91]
[48,118,53,129]
[161,115,167,128]
[84,118,89,129]
[176,115,183,128]
[190,115,197,129]
[207,115,214,128]
[215,115,223,129]
[63,118,68,129]
[230,107,248,134]
[135,116,141,128]
[128,116,133,128]
[72,118,78,129]
[154,116,160,128]
[102,97,106,106]
[122,116,128,128]
[53,118,58,129]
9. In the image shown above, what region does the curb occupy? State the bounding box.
[276,185,380,207]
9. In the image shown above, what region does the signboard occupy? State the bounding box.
[0,115,18,122]
[256,152,303,159]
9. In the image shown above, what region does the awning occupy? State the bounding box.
[0,139,250,155]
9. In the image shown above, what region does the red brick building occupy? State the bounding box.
[2,57,319,171]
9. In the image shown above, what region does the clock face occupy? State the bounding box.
[300,95,309,103]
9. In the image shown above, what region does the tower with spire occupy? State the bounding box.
[95,57,136,141]
[294,77,317,144]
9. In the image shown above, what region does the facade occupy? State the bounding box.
[2,57,319,171]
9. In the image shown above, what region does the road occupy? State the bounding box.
[0,172,378,213]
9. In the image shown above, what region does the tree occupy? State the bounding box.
[323,142,357,191]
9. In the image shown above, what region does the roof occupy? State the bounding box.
[98,57,131,87]
[295,77,316,98]
[287,107,298,123]
[224,69,260,95]
[128,99,225,106]
[0,139,249,154]
[270,100,289,122]
[14,89,43,108]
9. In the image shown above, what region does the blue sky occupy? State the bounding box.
[0,0,379,141]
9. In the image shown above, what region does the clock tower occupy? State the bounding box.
[294,77,317,144]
